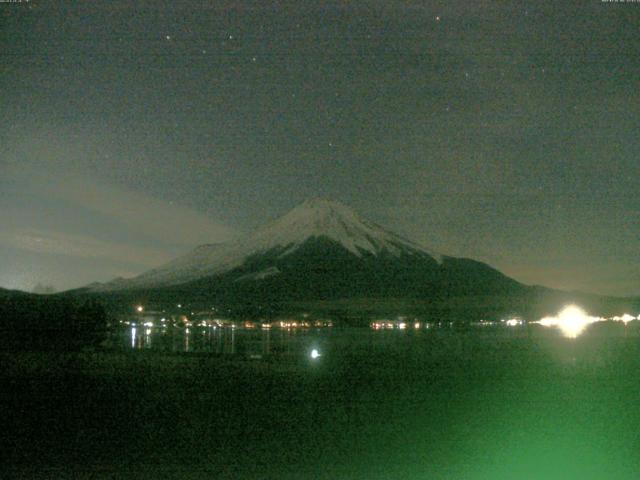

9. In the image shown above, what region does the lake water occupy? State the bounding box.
[115,322,537,356]
[117,323,336,357]
[6,320,640,479]
[112,320,640,372]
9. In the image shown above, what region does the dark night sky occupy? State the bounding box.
[1,1,638,296]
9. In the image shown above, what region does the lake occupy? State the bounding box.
[3,321,640,479]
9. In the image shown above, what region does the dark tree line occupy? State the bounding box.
[0,294,108,350]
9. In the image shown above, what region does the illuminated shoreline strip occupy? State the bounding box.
[532,305,603,338]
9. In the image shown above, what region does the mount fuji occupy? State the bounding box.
[87,199,524,304]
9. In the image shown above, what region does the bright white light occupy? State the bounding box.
[398,322,406,330]
[535,305,602,338]
[619,314,635,324]
[310,349,321,359]
[131,327,136,348]
[505,318,522,327]
[143,321,153,327]
[136,305,144,313]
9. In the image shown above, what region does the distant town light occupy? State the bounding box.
[136,305,144,313]
[310,348,321,359]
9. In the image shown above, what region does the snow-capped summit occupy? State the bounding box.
[248,198,437,258]
[90,199,442,292]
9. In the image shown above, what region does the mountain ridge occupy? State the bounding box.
[64,200,640,319]
[90,199,445,292]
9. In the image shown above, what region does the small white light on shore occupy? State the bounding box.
[136,305,144,313]
[310,349,321,359]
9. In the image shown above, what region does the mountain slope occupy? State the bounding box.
[92,199,443,291]
[179,237,522,302]
[70,200,640,319]
[86,199,525,304]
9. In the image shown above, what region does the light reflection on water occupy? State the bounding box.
[118,324,337,357]
[114,320,640,370]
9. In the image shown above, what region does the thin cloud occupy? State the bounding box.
[0,228,173,268]
[41,174,237,247]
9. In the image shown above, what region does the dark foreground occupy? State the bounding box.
[2,326,640,479]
